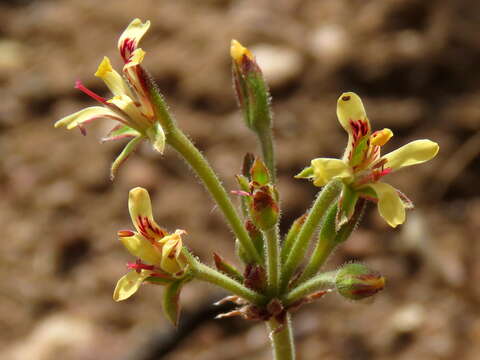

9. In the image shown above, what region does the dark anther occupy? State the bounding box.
[342,95,351,101]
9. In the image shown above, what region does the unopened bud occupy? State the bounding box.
[335,263,385,300]
[230,39,271,133]
[250,188,279,231]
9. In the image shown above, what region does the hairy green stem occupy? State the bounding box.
[280,180,342,291]
[185,251,266,304]
[298,199,367,283]
[264,227,280,295]
[267,314,295,360]
[257,128,276,183]
[283,271,337,306]
[167,128,262,263]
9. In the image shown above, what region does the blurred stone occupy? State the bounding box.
[251,44,303,87]
[390,303,425,333]
[309,24,350,66]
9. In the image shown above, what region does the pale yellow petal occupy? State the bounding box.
[336,92,369,133]
[124,48,145,69]
[368,182,405,228]
[128,187,166,239]
[118,233,161,265]
[160,230,185,274]
[310,158,353,187]
[95,56,134,98]
[113,270,151,301]
[381,139,439,171]
[107,94,148,131]
[54,106,120,129]
[118,19,151,59]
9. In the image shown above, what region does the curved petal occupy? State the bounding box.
[128,187,166,240]
[336,92,369,134]
[113,269,151,301]
[124,48,145,69]
[54,106,120,130]
[381,139,439,171]
[118,18,151,62]
[95,56,134,98]
[368,182,405,228]
[311,158,353,187]
[118,232,161,265]
[159,230,185,274]
[108,94,148,131]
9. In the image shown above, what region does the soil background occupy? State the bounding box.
[1,0,480,359]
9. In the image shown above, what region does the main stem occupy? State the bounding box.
[168,128,262,263]
[267,314,295,360]
[280,180,342,291]
[264,227,280,295]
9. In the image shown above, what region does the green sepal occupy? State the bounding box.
[349,135,370,168]
[110,136,143,180]
[235,174,250,193]
[245,72,272,133]
[146,121,166,153]
[101,125,140,143]
[162,279,186,327]
[213,252,244,282]
[250,157,270,186]
[294,166,314,179]
[335,184,359,231]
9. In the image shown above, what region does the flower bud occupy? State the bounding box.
[335,263,385,300]
[249,187,279,231]
[230,39,271,133]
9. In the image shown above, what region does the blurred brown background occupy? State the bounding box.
[1,0,479,359]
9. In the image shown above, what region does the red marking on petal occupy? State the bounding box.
[75,80,107,104]
[120,38,136,63]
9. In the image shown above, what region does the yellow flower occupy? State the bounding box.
[297,92,439,228]
[55,19,165,179]
[113,187,188,301]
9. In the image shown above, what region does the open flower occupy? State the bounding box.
[55,19,165,179]
[113,187,188,301]
[296,92,439,228]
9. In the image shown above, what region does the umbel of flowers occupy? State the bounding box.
[55,19,439,360]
